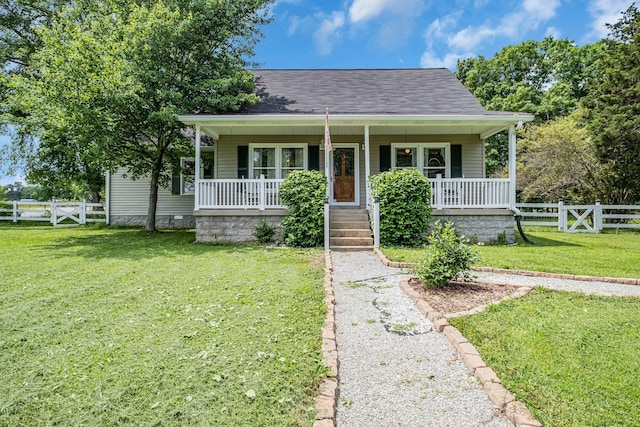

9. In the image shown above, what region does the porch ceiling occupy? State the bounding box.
[179,113,534,140]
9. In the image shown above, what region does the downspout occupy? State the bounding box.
[509,121,533,244]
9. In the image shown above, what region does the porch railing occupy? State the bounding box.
[197,176,285,210]
[197,176,511,210]
[430,176,510,209]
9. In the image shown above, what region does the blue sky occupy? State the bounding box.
[255,0,635,69]
[1,0,635,186]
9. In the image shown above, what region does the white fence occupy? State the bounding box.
[197,176,285,210]
[517,201,640,233]
[0,200,106,225]
[430,177,510,209]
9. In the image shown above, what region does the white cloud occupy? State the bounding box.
[421,0,562,68]
[587,0,635,39]
[348,0,399,24]
[313,11,346,56]
[420,50,471,70]
[545,26,561,38]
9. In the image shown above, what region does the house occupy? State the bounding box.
[105,68,533,247]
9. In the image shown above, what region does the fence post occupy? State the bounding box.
[12,200,18,223]
[81,199,87,224]
[557,199,564,231]
[373,198,380,248]
[324,198,330,251]
[51,197,57,226]
[594,199,602,232]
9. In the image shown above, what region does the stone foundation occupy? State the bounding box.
[433,209,515,244]
[195,210,286,243]
[109,214,195,229]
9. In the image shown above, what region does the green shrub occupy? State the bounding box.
[279,170,326,247]
[416,221,478,287]
[254,220,276,243]
[369,168,432,246]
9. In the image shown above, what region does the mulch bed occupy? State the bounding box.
[407,277,524,316]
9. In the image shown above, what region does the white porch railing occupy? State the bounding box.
[197,176,285,210]
[430,176,510,209]
[197,176,511,211]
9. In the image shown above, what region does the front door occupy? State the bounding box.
[332,145,359,205]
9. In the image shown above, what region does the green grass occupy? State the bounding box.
[382,228,640,278]
[0,225,326,426]
[451,288,640,426]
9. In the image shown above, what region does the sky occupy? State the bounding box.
[1,0,636,186]
[255,0,635,69]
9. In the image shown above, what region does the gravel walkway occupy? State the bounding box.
[332,251,512,427]
[474,272,640,297]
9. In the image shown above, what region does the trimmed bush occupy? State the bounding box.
[279,170,326,247]
[254,220,276,243]
[416,220,478,288]
[369,168,432,246]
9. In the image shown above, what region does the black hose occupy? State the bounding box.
[515,215,534,244]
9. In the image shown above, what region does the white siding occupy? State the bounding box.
[109,168,194,216]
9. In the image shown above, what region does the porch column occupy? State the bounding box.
[508,125,516,210]
[194,125,201,211]
[364,125,371,204]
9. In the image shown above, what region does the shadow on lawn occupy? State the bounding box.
[39,227,276,261]
[517,233,582,247]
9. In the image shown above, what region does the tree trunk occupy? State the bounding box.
[146,142,165,232]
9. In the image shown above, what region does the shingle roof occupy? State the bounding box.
[240,68,495,116]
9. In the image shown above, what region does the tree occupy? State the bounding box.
[456,38,603,176]
[4,0,272,231]
[517,112,601,203]
[583,5,640,204]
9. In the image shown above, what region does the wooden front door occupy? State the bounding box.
[333,148,355,203]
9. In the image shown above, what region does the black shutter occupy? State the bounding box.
[237,145,248,179]
[451,144,463,178]
[308,145,320,171]
[380,145,391,172]
[171,167,181,195]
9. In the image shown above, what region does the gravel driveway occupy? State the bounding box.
[332,251,512,427]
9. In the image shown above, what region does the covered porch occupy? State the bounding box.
[180,114,527,213]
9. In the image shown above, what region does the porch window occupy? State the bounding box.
[424,147,446,178]
[180,158,196,194]
[391,143,451,178]
[395,147,417,168]
[250,144,307,179]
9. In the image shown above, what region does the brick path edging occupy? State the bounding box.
[313,250,338,427]
[374,248,640,286]
[399,277,543,427]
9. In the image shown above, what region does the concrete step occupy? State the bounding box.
[330,245,374,252]
[330,221,371,229]
[330,236,374,247]
[330,229,372,238]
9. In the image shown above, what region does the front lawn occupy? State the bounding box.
[451,288,640,426]
[0,225,326,426]
[382,228,640,278]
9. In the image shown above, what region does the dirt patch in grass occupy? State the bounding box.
[408,277,526,316]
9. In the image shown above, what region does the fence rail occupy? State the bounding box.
[0,200,105,225]
[517,201,640,233]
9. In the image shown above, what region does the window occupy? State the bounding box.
[391,143,451,178]
[180,158,196,194]
[395,147,417,168]
[179,149,215,195]
[424,147,446,178]
[250,144,307,179]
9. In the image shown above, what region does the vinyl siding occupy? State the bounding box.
[109,168,194,216]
